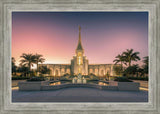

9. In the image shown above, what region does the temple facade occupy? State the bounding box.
[39,26,117,77]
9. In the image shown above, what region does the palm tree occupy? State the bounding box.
[34,53,45,75]
[12,57,17,75]
[20,53,36,76]
[143,56,148,66]
[123,49,141,67]
[113,54,126,71]
[17,64,29,77]
[143,56,149,76]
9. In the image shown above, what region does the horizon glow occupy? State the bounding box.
[12,12,148,66]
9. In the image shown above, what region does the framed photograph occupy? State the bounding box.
[0,0,160,114]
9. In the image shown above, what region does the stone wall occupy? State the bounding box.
[18,81,140,91]
[39,63,119,77]
[88,64,114,76]
[39,64,71,76]
[18,81,42,91]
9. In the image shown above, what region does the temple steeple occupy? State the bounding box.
[76,26,84,50]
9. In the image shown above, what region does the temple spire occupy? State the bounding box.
[76,26,83,50]
[79,26,81,40]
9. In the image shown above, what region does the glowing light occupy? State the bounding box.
[140,87,148,91]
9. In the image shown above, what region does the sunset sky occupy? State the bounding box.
[12,12,148,66]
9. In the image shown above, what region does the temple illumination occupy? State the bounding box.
[39,26,118,76]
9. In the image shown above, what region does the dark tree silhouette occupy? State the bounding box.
[123,49,141,67]
[143,56,149,75]
[20,53,36,76]
[34,53,45,75]
[113,53,126,71]
[39,66,50,74]
[12,57,17,75]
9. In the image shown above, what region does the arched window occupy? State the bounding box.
[66,69,70,74]
[101,70,104,76]
[50,68,54,76]
[89,69,93,73]
[95,69,98,76]
[61,68,65,75]
[55,70,59,76]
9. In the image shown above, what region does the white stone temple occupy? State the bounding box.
[39,26,117,77]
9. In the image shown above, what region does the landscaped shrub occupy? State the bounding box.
[12,76,30,80]
[69,75,75,78]
[60,76,70,81]
[128,76,148,81]
[63,73,69,76]
[109,76,116,81]
[83,75,90,78]
[114,77,133,82]
[87,79,99,82]
[88,74,99,80]
[27,76,45,81]
[89,73,96,76]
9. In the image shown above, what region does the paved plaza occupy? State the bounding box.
[12,87,148,102]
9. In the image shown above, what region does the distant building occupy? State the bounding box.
[39,26,118,77]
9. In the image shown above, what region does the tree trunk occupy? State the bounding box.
[37,62,38,76]
[121,62,123,70]
[29,62,31,77]
[129,60,131,67]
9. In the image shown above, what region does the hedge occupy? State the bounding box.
[128,77,148,81]
[114,77,133,82]
[12,76,30,80]
[27,76,45,81]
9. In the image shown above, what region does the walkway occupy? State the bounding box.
[12,87,148,102]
